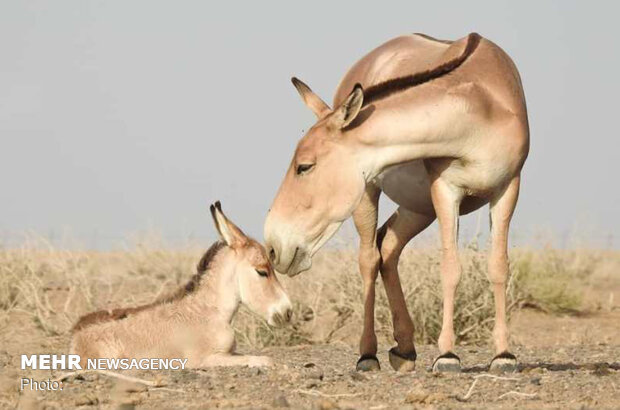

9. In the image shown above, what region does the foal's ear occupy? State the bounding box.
[291,77,332,119]
[329,83,364,129]
[209,201,248,247]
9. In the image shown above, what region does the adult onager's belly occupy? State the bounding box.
[377,161,489,216]
[378,161,434,215]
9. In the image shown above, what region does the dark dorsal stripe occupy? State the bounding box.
[72,241,226,332]
[362,32,482,106]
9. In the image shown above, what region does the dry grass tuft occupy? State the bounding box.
[0,238,613,352]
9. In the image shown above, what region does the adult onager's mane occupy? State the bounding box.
[72,241,226,332]
[362,32,481,106]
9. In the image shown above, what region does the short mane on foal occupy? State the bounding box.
[72,240,227,332]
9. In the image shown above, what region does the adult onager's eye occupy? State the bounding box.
[296,163,315,175]
[256,269,268,277]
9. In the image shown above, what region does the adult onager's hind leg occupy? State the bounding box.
[378,207,434,371]
[430,176,464,373]
[488,176,520,372]
[352,185,382,371]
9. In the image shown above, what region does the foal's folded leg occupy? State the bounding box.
[191,354,274,368]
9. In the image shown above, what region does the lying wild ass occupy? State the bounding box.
[264,33,529,373]
[72,202,292,368]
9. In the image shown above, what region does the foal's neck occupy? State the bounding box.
[181,251,240,325]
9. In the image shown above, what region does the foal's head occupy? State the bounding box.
[209,202,292,326]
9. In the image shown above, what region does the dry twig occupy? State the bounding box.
[461,373,520,401]
[293,389,360,398]
[55,370,184,393]
[499,391,537,400]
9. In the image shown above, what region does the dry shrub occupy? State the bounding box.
[510,247,601,313]
[0,238,611,351]
[231,244,605,349]
[0,236,199,339]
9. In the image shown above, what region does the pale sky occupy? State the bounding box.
[1,1,618,249]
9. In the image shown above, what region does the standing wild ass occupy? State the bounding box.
[264,33,529,373]
[72,202,292,368]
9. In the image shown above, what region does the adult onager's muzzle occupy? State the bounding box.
[264,219,312,277]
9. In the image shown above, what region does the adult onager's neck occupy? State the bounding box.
[348,96,471,180]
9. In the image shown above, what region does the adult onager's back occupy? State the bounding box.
[264,33,529,373]
[72,202,292,368]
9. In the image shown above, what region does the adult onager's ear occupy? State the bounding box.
[329,83,364,129]
[209,201,248,247]
[291,77,331,119]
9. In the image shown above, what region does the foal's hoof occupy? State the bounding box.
[388,347,416,372]
[432,352,461,373]
[356,354,380,372]
[490,351,518,373]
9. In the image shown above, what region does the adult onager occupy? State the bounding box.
[72,202,292,368]
[264,32,529,372]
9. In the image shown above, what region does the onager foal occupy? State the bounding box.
[71,202,292,368]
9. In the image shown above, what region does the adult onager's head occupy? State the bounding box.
[264,79,367,276]
[210,201,292,326]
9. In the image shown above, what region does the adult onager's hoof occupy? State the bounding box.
[490,351,518,373]
[432,352,461,373]
[388,347,416,372]
[356,354,380,372]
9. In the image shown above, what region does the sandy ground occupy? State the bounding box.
[1,248,618,409]
[1,309,619,409]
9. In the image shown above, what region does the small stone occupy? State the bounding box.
[313,398,339,409]
[306,381,319,389]
[272,395,290,407]
[117,381,148,393]
[307,369,324,380]
[303,362,316,368]
[424,392,449,404]
[405,389,429,403]
[74,393,99,406]
[349,371,367,382]
[593,365,611,377]
[530,377,542,385]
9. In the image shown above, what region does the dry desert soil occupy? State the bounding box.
[1,247,619,409]
[1,309,619,409]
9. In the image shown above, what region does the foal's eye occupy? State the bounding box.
[256,269,268,277]
[296,163,315,175]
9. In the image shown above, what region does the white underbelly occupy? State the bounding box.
[375,160,435,215]
[376,160,490,216]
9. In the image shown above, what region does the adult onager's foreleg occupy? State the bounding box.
[430,175,464,372]
[487,176,520,372]
[378,207,434,371]
[352,185,382,371]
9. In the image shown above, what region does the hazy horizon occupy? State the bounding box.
[1,1,619,250]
